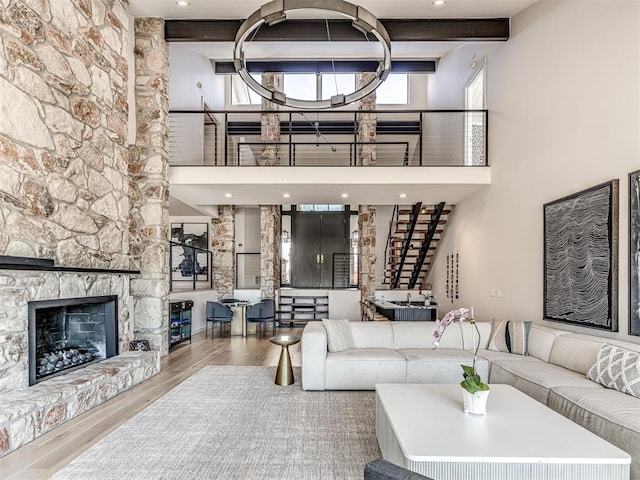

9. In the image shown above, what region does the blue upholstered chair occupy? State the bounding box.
[246,298,276,338]
[205,301,233,338]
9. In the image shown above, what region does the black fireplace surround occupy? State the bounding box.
[28,296,118,385]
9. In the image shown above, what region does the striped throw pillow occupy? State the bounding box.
[487,319,532,355]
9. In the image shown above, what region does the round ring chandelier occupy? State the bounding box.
[233,0,392,109]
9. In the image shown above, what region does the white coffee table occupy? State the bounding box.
[375,384,630,480]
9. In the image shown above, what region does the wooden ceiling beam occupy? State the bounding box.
[165,18,509,43]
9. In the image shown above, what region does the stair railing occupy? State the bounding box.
[407,202,446,289]
[383,204,399,282]
[390,202,422,289]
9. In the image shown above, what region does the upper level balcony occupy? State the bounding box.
[168,109,491,207]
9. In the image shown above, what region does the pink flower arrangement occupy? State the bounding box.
[433,306,489,393]
[432,307,470,347]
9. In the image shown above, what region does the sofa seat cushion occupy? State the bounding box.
[325,349,406,390]
[548,386,640,479]
[490,359,601,405]
[399,348,489,384]
[476,348,539,377]
[476,349,538,363]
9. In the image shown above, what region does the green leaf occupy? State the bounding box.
[460,364,490,394]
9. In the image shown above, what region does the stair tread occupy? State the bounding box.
[396,220,448,225]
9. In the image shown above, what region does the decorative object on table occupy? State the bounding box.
[419,281,433,305]
[170,223,209,281]
[433,306,490,414]
[270,335,301,386]
[630,170,640,336]
[129,340,150,351]
[543,180,619,331]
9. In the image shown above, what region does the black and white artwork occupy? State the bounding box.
[630,170,640,336]
[170,223,209,280]
[544,181,619,331]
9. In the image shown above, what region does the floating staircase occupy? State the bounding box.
[384,202,453,289]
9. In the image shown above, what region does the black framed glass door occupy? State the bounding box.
[291,210,349,288]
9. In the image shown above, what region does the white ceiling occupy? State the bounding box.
[129,0,538,20]
[169,166,492,209]
[129,0,537,210]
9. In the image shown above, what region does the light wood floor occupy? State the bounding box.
[0,327,304,480]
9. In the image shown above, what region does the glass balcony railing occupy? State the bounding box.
[168,109,488,167]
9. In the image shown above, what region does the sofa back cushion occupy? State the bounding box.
[528,325,569,362]
[350,322,394,349]
[391,322,435,349]
[549,334,605,374]
[459,322,491,350]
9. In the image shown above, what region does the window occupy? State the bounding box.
[298,205,345,212]
[376,74,408,104]
[231,74,261,105]
[283,74,317,101]
[230,72,409,105]
[321,73,356,99]
[464,67,486,166]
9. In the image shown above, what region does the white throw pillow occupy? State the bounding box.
[587,344,640,398]
[322,319,355,353]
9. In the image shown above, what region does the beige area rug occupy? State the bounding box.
[52,366,380,480]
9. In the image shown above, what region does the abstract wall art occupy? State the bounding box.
[170,223,209,281]
[630,170,640,336]
[543,180,619,331]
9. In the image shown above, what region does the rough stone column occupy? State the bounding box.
[212,205,235,300]
[260,73,283,166]
[358,205,376,300]
[259,74,282,299]
[129,18,170,355]
[357,72,377,166]
[260,205,281,299]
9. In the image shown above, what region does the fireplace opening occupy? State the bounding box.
[28,296,118,385]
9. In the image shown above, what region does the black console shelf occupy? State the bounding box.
[0,256,140,275]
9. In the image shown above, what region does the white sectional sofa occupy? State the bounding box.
[301,320,640,478]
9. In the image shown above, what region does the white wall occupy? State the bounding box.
[170,290,217,335]
[169,44,219,110]
[235,207,261,254]
[430,0,640,344]
[428,43,499,110]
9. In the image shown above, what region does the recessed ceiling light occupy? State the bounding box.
[399,193,408,199]
[224,193,232,198]
[176,1,190,6]
[283,193,290,198]
[432,0,445,6]
[341,193,349,198]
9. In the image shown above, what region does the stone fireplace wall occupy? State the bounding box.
[0,0,134,391]
[129,18,169,355]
